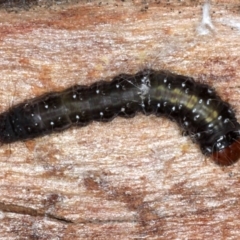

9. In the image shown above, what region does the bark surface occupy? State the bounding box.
[0,0,240,239]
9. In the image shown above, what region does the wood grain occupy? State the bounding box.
[0,0,240,239]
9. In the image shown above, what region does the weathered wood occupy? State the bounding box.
[0,0,240,239]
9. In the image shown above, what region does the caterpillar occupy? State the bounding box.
[1,69,240,166]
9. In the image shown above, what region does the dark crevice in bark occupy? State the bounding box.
[0,201,73,224]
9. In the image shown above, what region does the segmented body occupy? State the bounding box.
[1,69,239,165]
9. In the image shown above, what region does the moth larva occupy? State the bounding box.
[1,69,240,166]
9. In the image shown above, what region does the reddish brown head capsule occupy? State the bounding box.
[212,140,240,166]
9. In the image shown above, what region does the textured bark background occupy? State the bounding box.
[0,0,240,239]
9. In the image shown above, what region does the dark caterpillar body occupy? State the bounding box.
[1,69,240,166]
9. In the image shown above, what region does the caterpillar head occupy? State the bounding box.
[211,131,240,166]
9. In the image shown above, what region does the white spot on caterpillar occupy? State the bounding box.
[138,76,150,100]
[196,132,201,138]
[208,89,213,94]
[224,118,230,124]
[139,83,150,98]
[33,114,42,124]
[208,123,213,128]
[194,114,200,121]
[197,1,214,35]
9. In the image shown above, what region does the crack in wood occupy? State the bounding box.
[0,202,73,224]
